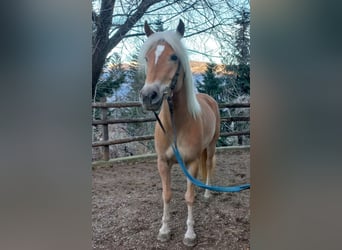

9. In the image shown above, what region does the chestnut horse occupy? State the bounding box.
[139,20,220,247]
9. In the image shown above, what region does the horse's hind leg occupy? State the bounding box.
[183,159,199,247]
[157,158,172,242]
[204,146,216,199]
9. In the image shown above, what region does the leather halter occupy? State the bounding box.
[162,62,181,99]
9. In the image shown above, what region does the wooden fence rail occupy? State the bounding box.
[92,116,249,126]
[92,101,250,109]
[92,100,250,161]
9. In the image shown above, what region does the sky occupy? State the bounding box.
[107,24,224,64]
[185,34,222,63]
[110,30,223,64]
[94,0,250,65]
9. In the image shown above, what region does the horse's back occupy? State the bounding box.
[197,93,219,113]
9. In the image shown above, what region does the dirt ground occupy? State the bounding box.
[92,148,250,250]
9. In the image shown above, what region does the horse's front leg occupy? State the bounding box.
[183,159,199,247]
[157,157,172,242]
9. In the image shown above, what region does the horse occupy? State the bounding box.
[139,19,220,247]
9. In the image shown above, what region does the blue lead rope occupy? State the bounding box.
[153,108,250,193]
[172,145,250,192]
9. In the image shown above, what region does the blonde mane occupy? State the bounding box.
[138,30,201,118]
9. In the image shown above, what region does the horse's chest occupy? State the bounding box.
[164,136,201,163]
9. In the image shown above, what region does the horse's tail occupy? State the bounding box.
[200,148,216,187]
[200,149,208,182]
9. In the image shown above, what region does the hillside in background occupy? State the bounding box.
[189,61,227,74]
[121,61,230,75]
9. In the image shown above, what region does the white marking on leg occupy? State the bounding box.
[204,174,211,198]
[159,202,170,235]
[184,204,196,240]
[154,45,165,65]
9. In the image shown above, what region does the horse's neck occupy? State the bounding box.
[172,88,190,118]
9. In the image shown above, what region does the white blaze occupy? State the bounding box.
[154,45,165,65]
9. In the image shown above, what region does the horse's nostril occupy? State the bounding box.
[141,88,160,107]
[150,91,157,100]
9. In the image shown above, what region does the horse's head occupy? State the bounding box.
[140,20,185,111]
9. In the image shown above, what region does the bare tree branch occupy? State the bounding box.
[92,0,163,98]
[184,23,221,38]
[92,0,248,99]
[145,0,182,14]
[124,32,145,38]
[106,0,162,54]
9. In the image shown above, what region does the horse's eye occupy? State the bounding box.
[170,54,178,61]
[144,57,148,62]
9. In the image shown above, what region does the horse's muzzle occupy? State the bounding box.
[140,86,163,111]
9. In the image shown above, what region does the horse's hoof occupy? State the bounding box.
[183,237,197,247]
[204,192,211,200]
[204,189,211,200]
[157,232,171,242]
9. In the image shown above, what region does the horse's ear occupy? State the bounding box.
[176,19,185,37]
[144,21,154,37]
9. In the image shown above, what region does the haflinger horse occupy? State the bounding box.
[139,19,220,247]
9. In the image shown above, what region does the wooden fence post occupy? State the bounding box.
[100,97,109,161]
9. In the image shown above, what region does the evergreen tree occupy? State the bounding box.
[197,62,224,102]
[92,52,125,121]
[233,9,250,95]
[154,17,165,32]
[236,64,250,94]
[217,9,251,146]
[126,53,143,101]
[235,9,250,65]
[124,52,155,152]
[94,52,125,102]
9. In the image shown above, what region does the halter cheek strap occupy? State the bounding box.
[170,62,181,91]
[163,62,181,98]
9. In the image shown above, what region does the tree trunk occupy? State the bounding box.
[92,49,107,99]
[92,0,163,99]
[92,0,115,99]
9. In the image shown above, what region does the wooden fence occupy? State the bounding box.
[92,100,250,161]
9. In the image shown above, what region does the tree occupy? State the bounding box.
[92,0,162,99]
[154,16,165,32]
[126,52,144,101]
[94,52,125,102]
[234,9,250,65]
[197,62,224,102]
[220,8,250,145]
[92,0,241,99]
[233,8,250,95]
